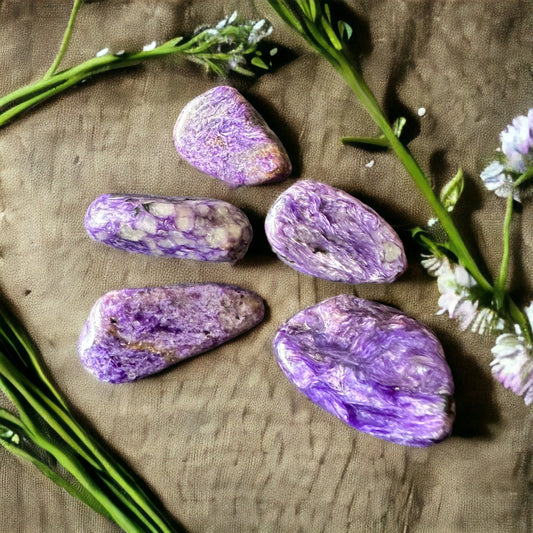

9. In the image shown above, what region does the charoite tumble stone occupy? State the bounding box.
[79,284,265,383]
[265,180,407,284]
[173,86,292,187]
[85,194,252,263]
[273,295,455,447]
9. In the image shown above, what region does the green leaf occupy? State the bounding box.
[251,56,269,69]
[324,3,332,23]
[266,0,305,34]
[392,116,407,139]
[308,0,317,20]
[296,0,312,19]
[321,16,343,50]
[338,20,353,42]
[440,168,464,213]
[341,135,389,148]
[409,226,443,255]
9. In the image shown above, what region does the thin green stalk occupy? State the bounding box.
[329,50,494,292]
[0,410,112,520]
[0,302,68,410]
[0,353,101,469]
[341,135,390,147]
[266,0,533,343]
[494,194,514,309]
[0,379,150,532]
[514,165,533,188]
[44,0,84,78]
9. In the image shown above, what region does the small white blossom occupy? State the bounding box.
[143,41,157,52]
[491,333,533,405]
[365,159,375,168]
[248,19,273,43]
[417,107,426,117]
[480,160,520,201]
[95,47,110,57]
[420,253,450,277]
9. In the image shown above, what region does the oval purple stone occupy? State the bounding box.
[265,180,407,284]
[173,86,292,187]
[273,295,455,446]
[79,283,265,383]
[85,194,252,263]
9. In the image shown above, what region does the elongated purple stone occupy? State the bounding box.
[173,86,292,187]
[79,284,265,383]
[265,180,407,283]
[85,194,252,263]
[273,295,455,447]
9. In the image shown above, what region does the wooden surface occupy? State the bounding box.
[1,1,533,532]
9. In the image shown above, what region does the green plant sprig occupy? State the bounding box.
[266,0,533,344]
[0,2,273,128]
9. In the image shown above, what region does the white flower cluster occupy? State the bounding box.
[423,253,533,404]
[421,254,503,334]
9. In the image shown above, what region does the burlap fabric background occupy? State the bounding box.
[1,1,532,532]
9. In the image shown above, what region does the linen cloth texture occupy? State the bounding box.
[0,1,532,532]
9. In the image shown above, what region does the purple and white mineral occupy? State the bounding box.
[173,86,292,187]
[85,193,252,263]
[273,295,455,447]
[79,283,265,383]
[265,180,407,284]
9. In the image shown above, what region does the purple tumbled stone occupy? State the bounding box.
[85,194,252,263]
[265,180,407,284]
[173,86,292,187]
[79,284,265,383]
[273,295,455,447]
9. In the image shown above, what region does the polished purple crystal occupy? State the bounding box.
[79,284,265,383]
[273,295,455,446]
[265,180,407,284]
[85,194,252,263]
[173,86,292,187]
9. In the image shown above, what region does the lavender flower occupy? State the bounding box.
[480,109,533,200]
[500,109,533,173]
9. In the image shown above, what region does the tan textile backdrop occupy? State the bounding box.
[1,1,533,532]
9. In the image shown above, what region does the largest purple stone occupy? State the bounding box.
[79,284,265,383]
[273,295,455,446]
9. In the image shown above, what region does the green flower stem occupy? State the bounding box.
[494,194,514,310]
[0,302,69,410]
[0,349,100,468]
[44,0,84,79]
[0,373,167,532]
[0,26,243,127]
[329,49,493,292]
[514,165,533,188]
